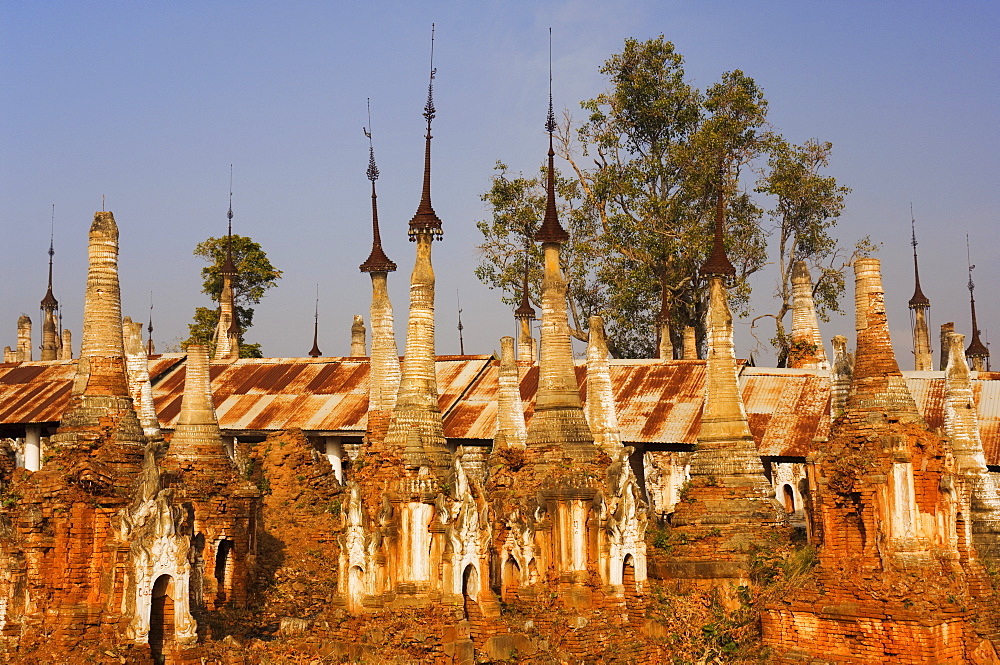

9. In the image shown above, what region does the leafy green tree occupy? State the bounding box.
[476,37,770,358]
[751,138,873,365]
[573,39,770,358]
[475,161,603,343]
[184,234,281,358]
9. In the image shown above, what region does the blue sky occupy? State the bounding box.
[2,2,998,366]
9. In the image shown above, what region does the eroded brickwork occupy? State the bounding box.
[762,258,1000,663]
[668,274,785,586]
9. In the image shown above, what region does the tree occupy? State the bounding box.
[184,234,282,358]
[476,36,770,358]
[751,138,874,365]
[475,161,603,342]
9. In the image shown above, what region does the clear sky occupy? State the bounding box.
[2,1,998,367]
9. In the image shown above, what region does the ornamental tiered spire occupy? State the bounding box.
[700,172,736,278]
[360,102,397,273]
[908,209,932,370]
[534,31,569,245]
[408,24,443,238]
[966,235,990,370]
[40,205,60,360]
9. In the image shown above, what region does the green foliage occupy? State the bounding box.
[184,234,281,357]
[476,36,772,357]
[474,161,602,344]
[326,499,341,517]
[577,40,770,357]
[651,528,672,551]
[752,138,873,364]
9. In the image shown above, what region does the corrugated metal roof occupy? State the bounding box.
[0,355,184,426]
[443,359,708,445]
[905,373,1000,465]
[153,356,493,434]
[741,370,831,457]
[4,354,1000,466]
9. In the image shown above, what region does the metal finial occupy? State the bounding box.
[309,284,322,357]
[360,99,397,272]
[408,25,444,237]
[968,234,975,293]
[700,165,736,279]
[423,23,437,132]
[908,204,929,308]
[365,98,379,182]
[546,28,556,134]
[221,166,238,278]
[41,204,59,311]
[966,233,989,362]
[102,194,105,211]
[49,204,55,259]
[515,232,536,320]
[457,290,465,356]
[534,28,568,245]
[147,292,154,355]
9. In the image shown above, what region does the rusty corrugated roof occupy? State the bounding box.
[0,355,184,426]
[4,355,1000,467]
[741,369,831,457]
[905,373,1000,465]
[153,355,493,434]
[443,359,709,445]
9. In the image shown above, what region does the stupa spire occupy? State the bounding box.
[408,24,443,238]
[966,235,990,370]
[360,107,401,422]
[309,285,322,358]
[381,25,449,470]
[360,100,397,273]
[908,207,932,370]
[40,204,60,360]
[525,29,594,458]
[50,211,144,477]
[214,168,240,361]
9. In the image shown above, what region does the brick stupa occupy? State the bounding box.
[762,258,1000,663]
[667,190,784,584]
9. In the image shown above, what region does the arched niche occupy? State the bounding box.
[782,484,796,513]
[215,538,235,605]
[462,564,479,619]
[348,565,365,613]
[149,574,175,663]
[501,556,520,602]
